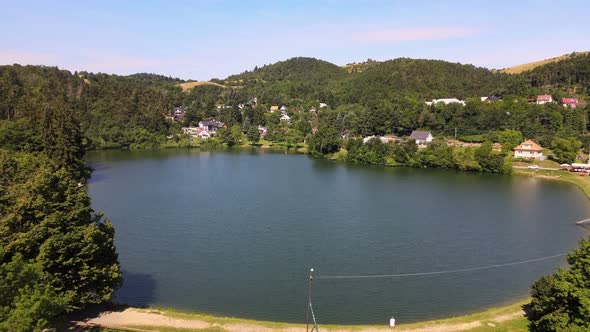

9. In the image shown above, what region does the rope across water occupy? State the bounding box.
[316,253,567,280]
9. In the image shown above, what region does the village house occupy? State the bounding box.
[362,135,401,144]
[513,139,544,160]
[181,126,199,136]
[269,105,279,113]
[309,107,317,113]
[196,129,211,139]
[409,131,434,144]
[480,96,499,102]
[319,103,328,108]
[562,97,579,108]
[280,114,291,124]
[257,125,268,137]
[172,106,186,122]
[280,105,288,112]
[198,120,224,133]
[536,95,553,105]
[425,98,466,106]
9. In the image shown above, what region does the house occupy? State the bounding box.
[513,139,544,160]
[280,114,291,124]
[480,96,499,102]
[409,131,433,144]
[309,107,318,113]
[257,125,268,137]
[562,98,579,108]
[536,95,553,105]
[173,106,186,122]
[319,103,328,108]
[269,106,279,113]
[425,98,466,106]
[198,120,224,133]
[362,136,400,144]
[181,127,200,136]
[280,105,287,111]
[196,129,211,139]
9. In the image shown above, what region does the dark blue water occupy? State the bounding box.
[87,149,590,324]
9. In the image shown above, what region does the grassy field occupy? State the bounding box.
[499,52,589,74]
[178,81,227,91]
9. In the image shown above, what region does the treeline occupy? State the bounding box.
[0,68,121,330]
[343,138,511,174]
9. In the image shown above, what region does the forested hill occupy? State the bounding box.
[1,53,590,150]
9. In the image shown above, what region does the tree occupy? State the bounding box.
[529,237,590,331]
[230,124,244,145]
[551,138,581,164]
[497,129,523,152]
[0,252,70,332]
[247,125,260,143]
[308,124,340,157]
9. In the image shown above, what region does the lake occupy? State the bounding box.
[87,149,590,324]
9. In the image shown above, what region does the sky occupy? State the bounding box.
[1,0,589,80]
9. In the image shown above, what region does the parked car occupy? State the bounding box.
[528,165,540,169]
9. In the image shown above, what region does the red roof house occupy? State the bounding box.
[562,98,579,108]
[536,95,553,104]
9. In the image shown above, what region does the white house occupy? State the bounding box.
[426,98,466,106]
[280,114,291,124]
[319,103,328,108]
[362,136,400,144]
[536,95,553,105]
[513,140,544,159]
[181,127,200,136]
[409,131,433,144]
[197,129,211,139]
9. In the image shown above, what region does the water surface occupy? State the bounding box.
[87,149,590,324]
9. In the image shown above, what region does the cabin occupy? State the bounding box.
[562,98,579,108]
[536,95,553,105]
[269,106,279,113]
[425,98,466,106]
[258,125,268,137]
[409,131,433,145]
[514,140,544,160]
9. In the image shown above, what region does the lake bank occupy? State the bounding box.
[80,300,529,331]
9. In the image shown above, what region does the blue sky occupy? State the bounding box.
[1,0,589,80]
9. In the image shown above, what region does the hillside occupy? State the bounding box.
[339,58,514,102]
[178,81,226,91]
[500,52,590,74]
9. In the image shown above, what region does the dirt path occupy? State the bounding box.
[81,308,525,332]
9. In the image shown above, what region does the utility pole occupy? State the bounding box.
[306,268,314,332]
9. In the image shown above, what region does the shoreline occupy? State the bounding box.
[82,299,529,331]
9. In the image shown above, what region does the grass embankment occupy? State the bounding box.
[514,168,590,199]
[89,300,528,332]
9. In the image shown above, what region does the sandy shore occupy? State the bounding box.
[79,306,525,332]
